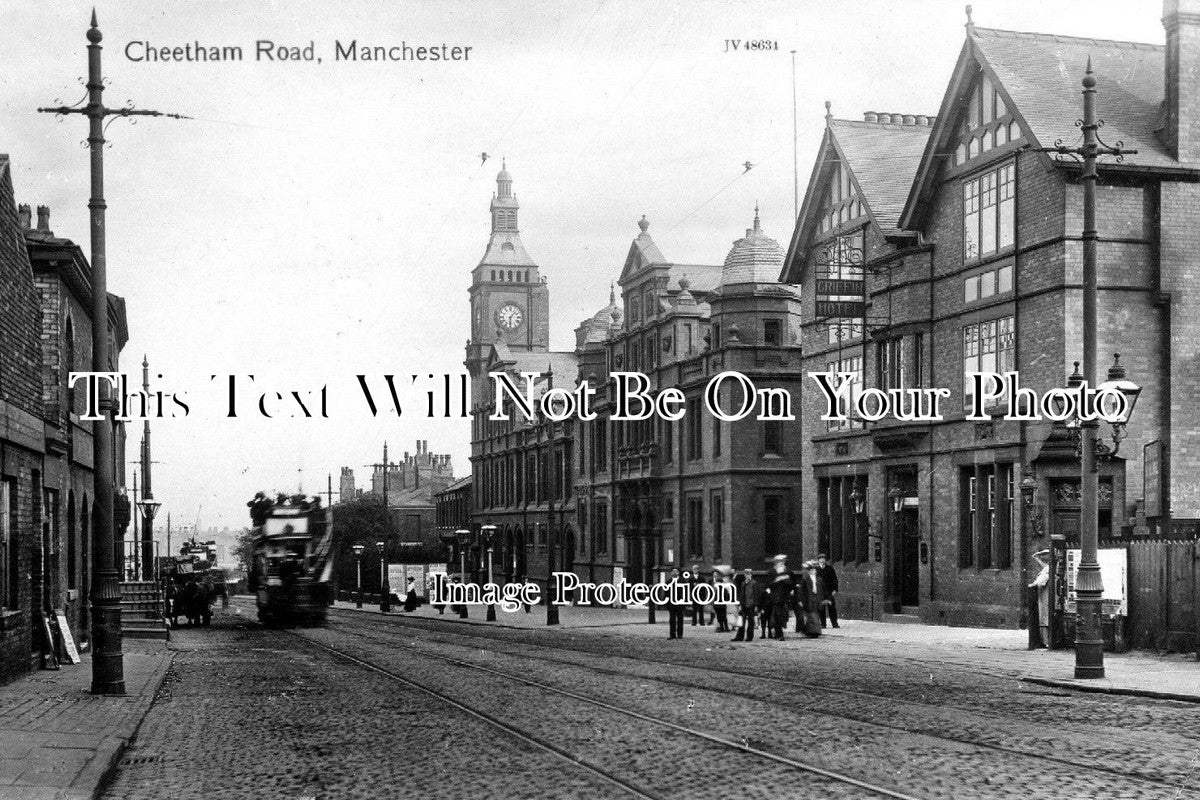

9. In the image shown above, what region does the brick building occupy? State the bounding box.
[781,5,1200,627]
[0,157,129,684]
[464,162,804,589]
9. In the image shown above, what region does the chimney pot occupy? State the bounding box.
[916,114,929,126]
[877,113,892,124]
[863,111,878,123]
[17,204,31,229]
[36,205,50,232]
[903,114,916,125]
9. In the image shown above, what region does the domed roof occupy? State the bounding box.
[582,285,623,343]
[721,207,784,286]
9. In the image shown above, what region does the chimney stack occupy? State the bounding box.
[1164,0,1200,161]
[17,204,31,229]
[36,205,50,232]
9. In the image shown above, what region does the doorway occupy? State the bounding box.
[896,507,920,608]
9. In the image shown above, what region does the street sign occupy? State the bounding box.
[816,299,865,318]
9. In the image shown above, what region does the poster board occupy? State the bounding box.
[54,612,81,664]
[1065,548,1128,616]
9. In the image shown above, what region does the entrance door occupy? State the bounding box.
[896,507,920,608]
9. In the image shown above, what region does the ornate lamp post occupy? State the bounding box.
[888,486,903,515]
[454,528,470,618]
[481,523,497,621]
[1038,62,1139,680]
[375,540,388,612]
[352,544,364,608]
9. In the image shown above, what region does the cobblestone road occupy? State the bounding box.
[101,603,1200,800]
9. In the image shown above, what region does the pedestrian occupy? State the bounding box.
[713,570,731,632]
[765,555,793,640]
[796,561,823,638]
[732,568,761,641]
[1029,549,1051,648]
[665,568,685,639]
[816,553,839,628]
[403,577,419,612]
[688,564,703,626]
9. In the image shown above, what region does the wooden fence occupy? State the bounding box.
[1124,539,1198,653]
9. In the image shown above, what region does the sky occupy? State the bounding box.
[2,0,1165,531]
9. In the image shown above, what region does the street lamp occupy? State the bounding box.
[376,540,389,613]
[850,482,866,515]
[888,486,904,514]
[134,498,161,581]
[454,529,470,618]
[481,524,497,621]
[352,544,364,608]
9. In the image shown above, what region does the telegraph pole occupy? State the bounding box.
[38,13,188,695]
[1037,58,1135,679]
[139,356,159,580]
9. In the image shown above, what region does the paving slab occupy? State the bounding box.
[0,640,173,800]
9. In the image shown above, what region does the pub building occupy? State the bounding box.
[781,6,1200,628]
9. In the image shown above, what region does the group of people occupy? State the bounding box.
[662,554,839,642]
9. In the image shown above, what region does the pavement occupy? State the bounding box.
[0,639,173,800]
[331,597,1200,703]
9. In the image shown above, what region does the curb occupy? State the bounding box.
[1020,675,1200,704]
[69,651,175,800]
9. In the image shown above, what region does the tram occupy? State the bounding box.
[247,496,333,624]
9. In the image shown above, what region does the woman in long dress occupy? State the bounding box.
[402,577,419,612]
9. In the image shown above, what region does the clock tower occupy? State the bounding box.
[465,161,550,379]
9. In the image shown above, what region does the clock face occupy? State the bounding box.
[496,304,523,330]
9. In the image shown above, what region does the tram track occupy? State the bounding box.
[281,621,925,800]
[318,607,1200,795]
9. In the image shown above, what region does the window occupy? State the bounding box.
[764,420,783,455]
[663,495,674,521]
[964,263,1013,303]
[763,494,784,554]
[827,355,864,430]
[963,162,1015,261]
[914,333,925,388]
[817,476,866,565]
[959,464,1014,569]
[592,503,608,555]
[663,418,674,462]
[817,161,866,234]
[1,481,15,609]
[710,491,724,561]
[686,397,702,460]
[686,496,704,557]
[712,415,721,458]
[763,318,782,346]
[962,316,1015,409]
[954,73,1019,167]
[878,338,906,391]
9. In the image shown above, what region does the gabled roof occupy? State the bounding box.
[619,216,667,282]
[902,26,1183,229]
[434,475,472,498]
[781,117,930,284]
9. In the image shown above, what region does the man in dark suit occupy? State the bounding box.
[665,568,685,639]
[731,568,761,641]
[688,564,703,625]
[817,553,839,628]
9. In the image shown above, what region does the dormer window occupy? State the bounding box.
[954,71,1021,166]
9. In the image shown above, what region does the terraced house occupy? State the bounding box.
[782,4,1200,635]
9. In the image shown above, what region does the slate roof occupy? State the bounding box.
[479,230,538,268]
[507,350,579,386]
[830,119,931,232]
[972,27,1171,170]
[667,263,723,294]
